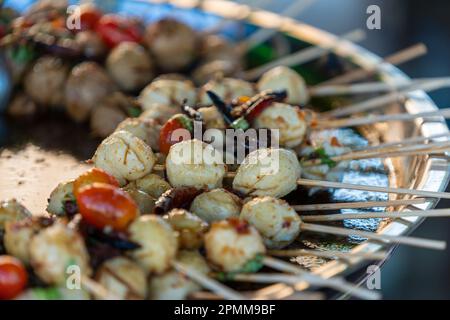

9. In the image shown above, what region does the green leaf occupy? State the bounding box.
[32,287,62,300]
[315,147,337,168]
[127,106,142,118]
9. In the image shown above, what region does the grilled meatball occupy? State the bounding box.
[90,100,128,139]
[24,56,69,109]
[190,189,241,223]
[147,250,209,300]
[106,42,155,92]
[145,18,197,72]
[122,184,155,215]
[165,139,227,190]
[115,117,160,151]
[241,197,301,249]
[257,66,309,106]
[139,79,196,110]
[4,217,43,264]
[253,102,308,148]
[128,215,178,274]
[139,103,179,125]
[95,257,147,300]
[197,106,226,130]
[0,199,31,231]
[92,130,157,186]
[29,222,92,285]
[163,209,208,250]
[204,218,265,272]
[65,61,116,122]
[7,93,38,118]
[46,180,75,216]
[75,31,107,59]
[233,148,301,198]
[198,77,255,106]
[133,173,171,199]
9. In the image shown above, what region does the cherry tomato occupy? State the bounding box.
[159,114,193,155]
[73,168,119,198]
[76,183,138,231]
[68,4,102,32]
[95,14,142,48]
[0,256,28,300]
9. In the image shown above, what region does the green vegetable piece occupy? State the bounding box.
[315,147,337,168]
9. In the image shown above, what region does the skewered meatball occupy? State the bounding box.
[193,60,239,86]
[257,66,309,106]
[139,79,196,110]
[115,117,160,151]
[240,197,301,249]
[133,173,171,199]
[163,209,208,250]
[145,18,197,72]
[24,56,69,109]
[0,199,31,231]
[190,189,241,223]
[253,102,307,148]
[106,42,155,92]
[233,148,301,198]
[4,217,44,264]
[90,95,129,138]
[74,31,107,59]
[128,215,178,274]
[29,222,92,285]
[65,61,116,122]
[199,35,241,65]
[166,139,227,190]
[198,77,255,106]
[139,104,179,125]
[92,130,157,186]
[95,257,147,300]
[204,218,266,273]
[197,106,226,130]
[147,250,210,300]
[7,93,38,118]
[46,180,74,216]
[122,184,155,215]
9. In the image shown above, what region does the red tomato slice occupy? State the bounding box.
[0,256,28,300]
[73,168,119,198]
[76,183,138,231]
[159,115,193,155]
[95,14,142,48]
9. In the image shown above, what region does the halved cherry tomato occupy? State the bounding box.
[73,168,119,198]
[0,256,28,300]
[76,183,138,231]
[159,114,193,155]
[95,14,143,48]
[68,4,102,32]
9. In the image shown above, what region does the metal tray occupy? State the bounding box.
[1,0,449,299]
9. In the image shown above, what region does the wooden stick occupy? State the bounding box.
[81,275,120,300]
[243,29,366,80]
[300,222,446,250]
[355,133,450,152]
[300,208,450,222]
[310,78,448,97]
[262,256,381,300]
[320,78,450,118]
[238,0,317,52]
[301,141,450,166]
[293,198,426,211]
[172,261,245,300]
[268,248,387,261]
[316,106,450,129]
[297,178,450,199]
[314,43,427,87]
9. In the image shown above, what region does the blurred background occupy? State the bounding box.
[3,0,450,299]
[250,0,450,299]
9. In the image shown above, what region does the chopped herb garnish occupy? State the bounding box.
[315,147,337,168]
[127,106,142,118]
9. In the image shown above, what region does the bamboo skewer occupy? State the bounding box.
[172,261,246,300]
[300,208,450,222]
[314,43,427,87]
[297,178,450,200]
[268,248,387,261]
[310,78,448,97]
[243,29,366,80]
[320,78,450,118]
[300,223,446,250]
[316,107,450,129]
[238,0,317,53]
[354,133,450,152]
[261,257,380,300]
[293,198,426,211]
